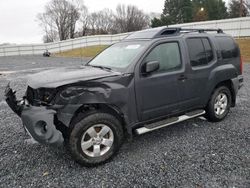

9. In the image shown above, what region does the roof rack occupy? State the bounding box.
[158,27,224,37]
[178,28,223,34]
[125,27,224,40]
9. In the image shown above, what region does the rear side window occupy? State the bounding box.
[186,38,214,67]
[216,37,239,59]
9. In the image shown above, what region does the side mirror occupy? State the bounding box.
[144,61,160,74]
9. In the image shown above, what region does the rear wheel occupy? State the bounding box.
[68,112,124,166]
[206,86,232,122]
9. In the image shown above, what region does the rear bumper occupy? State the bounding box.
[230,75,243,107]
[5,84,64,147]
[231,75,243,92]
[238,75,244,89]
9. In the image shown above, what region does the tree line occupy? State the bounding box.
[38,0,249,43]
[37,0,150,43]
[152,0,249,27]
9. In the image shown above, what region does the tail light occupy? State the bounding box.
[240,56,243,74]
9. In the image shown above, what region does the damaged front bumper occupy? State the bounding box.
[5,84,64,147]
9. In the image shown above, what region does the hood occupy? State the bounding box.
[27,66,121,89]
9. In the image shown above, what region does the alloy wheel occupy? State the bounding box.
[80,124,114,157]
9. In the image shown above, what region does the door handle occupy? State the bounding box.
[178,75,188,81]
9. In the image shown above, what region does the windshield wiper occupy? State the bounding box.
[87,65,112,71]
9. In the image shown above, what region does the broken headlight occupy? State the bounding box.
[37,88,56,104]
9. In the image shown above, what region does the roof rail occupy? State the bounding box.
[125,27,224,40]
[159,27,223,36]
[178,28,224,34]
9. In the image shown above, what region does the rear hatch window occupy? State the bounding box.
[216,37,239,59]
[216,36,241,74]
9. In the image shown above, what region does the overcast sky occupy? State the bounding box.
[0,0,234,44]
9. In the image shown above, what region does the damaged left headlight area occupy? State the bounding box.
[5,84,64,147]
[26,86,57,106]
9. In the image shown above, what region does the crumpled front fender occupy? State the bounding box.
[21,106,64,147]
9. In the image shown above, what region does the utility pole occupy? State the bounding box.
[240,0,243,17]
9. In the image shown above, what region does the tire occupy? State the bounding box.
[68,112,124,166]
[206,86,232,122]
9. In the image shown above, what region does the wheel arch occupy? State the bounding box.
[207,79,236,107]
[206,64,238,107]
[69,103,131,136]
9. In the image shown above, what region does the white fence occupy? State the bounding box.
[171,17,250,37]
[0,33,129,57]
[0,17,250,57]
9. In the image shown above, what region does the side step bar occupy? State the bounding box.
[135,110,206,135]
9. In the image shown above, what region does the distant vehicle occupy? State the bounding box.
[43,50,51,57]
[5,27,243,166]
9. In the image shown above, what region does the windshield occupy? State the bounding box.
[88,41,148,70]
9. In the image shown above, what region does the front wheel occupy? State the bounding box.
[68,113,124,166]
[206,86,232,122]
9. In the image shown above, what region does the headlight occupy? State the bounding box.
[38,88,56,103]
[43,91,53,102]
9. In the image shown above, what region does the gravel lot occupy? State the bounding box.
[0,56,249,188]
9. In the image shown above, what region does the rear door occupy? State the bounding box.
[180,36,217,110]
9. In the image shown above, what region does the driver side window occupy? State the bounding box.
[144,42,182,73]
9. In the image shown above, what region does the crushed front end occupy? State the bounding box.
[5,84,64,147]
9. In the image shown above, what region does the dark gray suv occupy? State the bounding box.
[5,27,243,166]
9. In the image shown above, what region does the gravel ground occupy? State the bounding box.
[0,56,249,188]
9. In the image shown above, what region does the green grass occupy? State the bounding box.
[55,45,109,58]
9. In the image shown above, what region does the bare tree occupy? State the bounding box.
[88,12,98,34]
[78,4,89,36]
[97,9,116,34]
[88,9,115,34]
[37,12,58,42]
[38,1,151,41]
[42,30,58,43]
[247,1,250,14]
[228,0,249,18]
[38,0,80,41]
[87,11,109,35]
[87,6,150,35]
[68,4,80,38]
[115,4,150,33]
[89,9,113,35]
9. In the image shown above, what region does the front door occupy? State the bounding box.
[135,41,186,121]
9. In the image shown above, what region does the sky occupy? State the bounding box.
[0,0,236,44]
